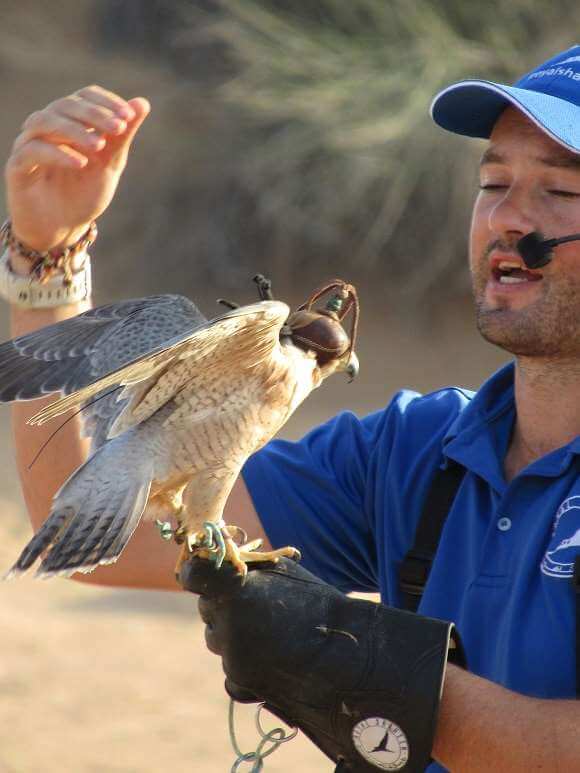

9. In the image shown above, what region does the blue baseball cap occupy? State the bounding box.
[431,45,580,153]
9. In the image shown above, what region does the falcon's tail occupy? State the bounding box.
[5,437,152,580]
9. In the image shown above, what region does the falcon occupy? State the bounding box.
[1,276,359,580]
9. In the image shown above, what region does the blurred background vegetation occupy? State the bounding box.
[94,0,580,300]
[5,0,580,306]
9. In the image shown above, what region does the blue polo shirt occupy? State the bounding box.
[243,362,580,763]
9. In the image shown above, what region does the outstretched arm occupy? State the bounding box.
[5,86,264,590]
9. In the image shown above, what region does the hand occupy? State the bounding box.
[4,85,150,253]
[181,557,458,773]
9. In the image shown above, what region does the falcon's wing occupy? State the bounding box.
[0,294,207,449]
[29,301,291,435]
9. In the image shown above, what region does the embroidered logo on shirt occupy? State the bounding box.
[541,496,580,578]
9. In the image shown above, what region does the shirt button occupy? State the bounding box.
[497,516,512,532]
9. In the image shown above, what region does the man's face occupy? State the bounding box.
[470,106,580,357]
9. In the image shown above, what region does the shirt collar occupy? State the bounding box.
[442,362,515,446]
[442,361,580,490]
[442,362,515,492]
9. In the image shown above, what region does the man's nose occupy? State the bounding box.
[487,185,536,240]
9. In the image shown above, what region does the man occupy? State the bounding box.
[5,47,580,771]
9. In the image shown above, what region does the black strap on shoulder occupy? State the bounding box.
[400,461,580,700]
[398,460,465,613]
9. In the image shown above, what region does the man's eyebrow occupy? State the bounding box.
[480,147,580,169]
[536,151,580,170]
[480,149,504,167]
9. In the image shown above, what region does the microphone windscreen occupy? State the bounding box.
[516,232,552,269]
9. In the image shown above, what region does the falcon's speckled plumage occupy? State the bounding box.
[1,284,358,580]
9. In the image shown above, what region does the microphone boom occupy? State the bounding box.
[517,231,580,269]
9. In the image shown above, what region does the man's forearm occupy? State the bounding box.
[9,301,184,591]
[434,663,580,771]
[10,302,92,535]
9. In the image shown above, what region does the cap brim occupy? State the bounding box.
[430,80,580,154]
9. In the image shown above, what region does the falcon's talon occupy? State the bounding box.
[289,547,302,562]
[224,536,249,580]
[186,532,200,552]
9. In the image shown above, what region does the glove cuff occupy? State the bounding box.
[284,602,460,773]
[335,606,457,772]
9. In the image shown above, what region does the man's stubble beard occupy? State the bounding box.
[472,272,580,359]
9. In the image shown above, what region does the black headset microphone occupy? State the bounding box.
[516,231,580,268]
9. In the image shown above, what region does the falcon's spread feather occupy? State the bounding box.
[1,285,358,580]
[0,294,207,450]
[28,301,288,431]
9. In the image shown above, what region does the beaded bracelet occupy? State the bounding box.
[0,219,95,308]
[0,219,97,285]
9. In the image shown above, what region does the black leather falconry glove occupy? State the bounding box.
[180,557,462,773]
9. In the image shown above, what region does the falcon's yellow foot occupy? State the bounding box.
[237,544,302,565]
[221,524,301,564]
[173,523,213,577]
[207,532,301,583]
[174,522,301,582]
[173,521,230,579]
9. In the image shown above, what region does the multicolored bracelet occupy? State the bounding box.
[0,219,97,285]
[0,219,95,308]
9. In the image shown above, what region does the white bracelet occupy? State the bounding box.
[0,248,92,308]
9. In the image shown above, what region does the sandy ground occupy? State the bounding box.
[0,555,332,773]
[0,498,334,773]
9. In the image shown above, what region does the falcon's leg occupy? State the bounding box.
[146,486,186,541]
[173,519,228,577]
[216,274,273,312]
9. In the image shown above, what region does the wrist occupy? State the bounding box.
[9,221,95,254]
[0,219,95,308]
[0,249,92,308]
[1,219,96,281]
[7,247,89,278]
